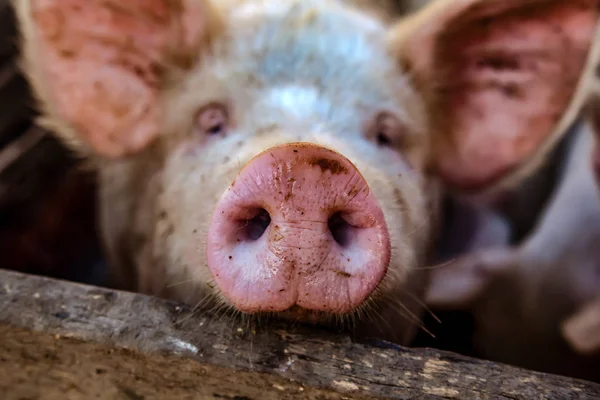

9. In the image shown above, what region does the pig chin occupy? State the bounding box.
[204,142,393,319]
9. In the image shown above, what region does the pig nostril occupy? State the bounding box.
[244,208,271,241]
[328,212,352,247]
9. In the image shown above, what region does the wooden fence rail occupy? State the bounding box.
[1,268,599,400]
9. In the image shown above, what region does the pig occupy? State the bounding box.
[412,118,579,355]
[412,128,577,353]
[425,114,600,381]
[561,92,600,359]
[13,0,600,346]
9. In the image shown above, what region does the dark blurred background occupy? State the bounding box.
[0,3,106,286]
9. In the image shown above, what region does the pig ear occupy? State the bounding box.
[561,296,600,355]
[14,0,223,158]
[425,248,517,309]
[391,0,600,194]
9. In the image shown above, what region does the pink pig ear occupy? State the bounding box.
[14,0,223,158]
[393,0,600,193]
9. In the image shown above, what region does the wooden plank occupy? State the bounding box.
[0,125,45,174]
[1,269,599,399]
[0,325,371,400]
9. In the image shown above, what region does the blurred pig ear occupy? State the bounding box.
[14,0,223,158]
[561,296,600,355]
[391,0,600,194]
[425,248,517,309]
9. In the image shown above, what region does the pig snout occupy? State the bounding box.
[206,142,391,314]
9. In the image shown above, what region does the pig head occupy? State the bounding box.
[13,0,600,345]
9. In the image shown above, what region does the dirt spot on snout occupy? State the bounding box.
[308,157,348,175]
[330,268,352,278]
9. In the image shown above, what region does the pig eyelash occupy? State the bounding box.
[369,112,403,148]
[196,103,229,136]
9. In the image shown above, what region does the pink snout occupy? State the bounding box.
[206,143,390,314]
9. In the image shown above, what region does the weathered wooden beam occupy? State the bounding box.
[1,269,599,399]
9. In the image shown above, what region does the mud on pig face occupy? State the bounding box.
[15,0,600,343]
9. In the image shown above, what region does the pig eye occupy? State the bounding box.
[376,132,392,147]
[370,112,402,148]
[197,104,229,136]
